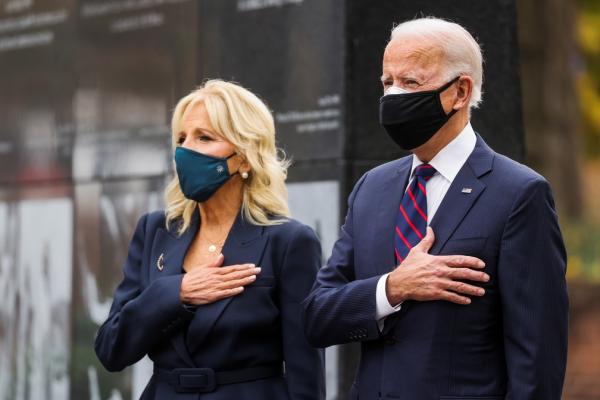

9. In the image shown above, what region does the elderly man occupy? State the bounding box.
[303,17,568,400]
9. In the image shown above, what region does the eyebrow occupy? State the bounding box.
[380,72,428,85]
[178,127,217,137]
[193,127,215,136]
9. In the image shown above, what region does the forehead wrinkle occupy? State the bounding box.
[383,40,446,82]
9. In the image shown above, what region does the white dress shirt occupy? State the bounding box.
[375,123,477,327]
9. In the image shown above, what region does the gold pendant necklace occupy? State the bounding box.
[201,217,234,256]
[202,230,227,255]
[207,242,223,253]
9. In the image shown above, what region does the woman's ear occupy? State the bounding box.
[239,156,250,172]
[237,157,251,177]
[227,153,250,177]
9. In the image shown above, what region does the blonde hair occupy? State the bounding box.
[165,79,291,235]
[390,17,484,109]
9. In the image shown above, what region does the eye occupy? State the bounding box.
[404,78,420,88]
[382,79,393,89]
[176,135,186,145]
[197,134,213,142]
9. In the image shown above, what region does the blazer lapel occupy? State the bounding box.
[371,156,413,276]
[428,134,494,255]
[149,211,199,367]
[149,220,198,282]
[186,212,268,354]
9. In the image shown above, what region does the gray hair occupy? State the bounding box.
[390,17,484,109]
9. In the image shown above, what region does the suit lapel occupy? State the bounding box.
[149,212,199,367]
[429,134,494,255]
[427,168,484,255]
[372,157,413,275]
[185,212,268,354]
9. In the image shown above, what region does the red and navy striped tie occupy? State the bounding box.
[394,164,437,263]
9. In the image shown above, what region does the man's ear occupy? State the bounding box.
[454,76,474,110]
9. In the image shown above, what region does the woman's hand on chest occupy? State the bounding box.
[180,253,262,306]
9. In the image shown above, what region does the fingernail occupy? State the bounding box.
[249,275,256,280]
[247,263,255,268]
[254,267,262,273]
[478,289,485,296]
[484,274,490,282]
[478,261,485,267]
[465,298,471,304]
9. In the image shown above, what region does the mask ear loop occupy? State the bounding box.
[437,75,461,93]
[438,76,462,118]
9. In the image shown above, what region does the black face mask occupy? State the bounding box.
[379,76,460,150]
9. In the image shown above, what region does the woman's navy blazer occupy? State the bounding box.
[95,209,325,400]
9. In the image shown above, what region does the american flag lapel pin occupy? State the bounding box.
[461,187,473,194]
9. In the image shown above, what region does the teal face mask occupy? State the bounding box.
[175,147,237,203]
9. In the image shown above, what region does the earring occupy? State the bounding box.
[241,171,249,179]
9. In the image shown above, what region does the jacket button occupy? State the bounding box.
[384,337,396,345]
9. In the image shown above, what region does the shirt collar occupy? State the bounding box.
[410,122,477,183]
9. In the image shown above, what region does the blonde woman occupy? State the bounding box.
[95,80,325,400]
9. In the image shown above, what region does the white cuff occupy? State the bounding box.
[375,273,402,321]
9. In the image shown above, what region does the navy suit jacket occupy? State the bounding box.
[303,135,568,400]
[95,209,325,400]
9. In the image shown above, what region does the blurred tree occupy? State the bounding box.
[577,0,600,159]
[516,0,584,218]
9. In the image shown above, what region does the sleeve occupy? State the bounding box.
[302,173,382,348]
[280,224,326,400]
[375,273,402,330]
[498,178,568,399]
[94,213,195,372]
